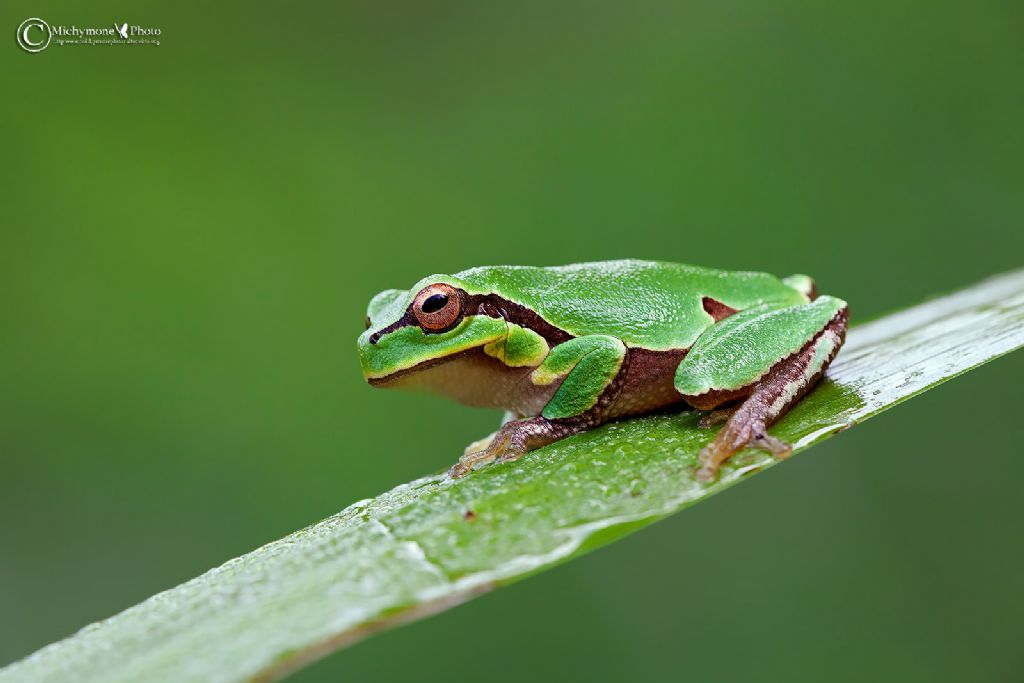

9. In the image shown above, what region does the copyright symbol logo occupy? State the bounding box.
[17,18,51,53]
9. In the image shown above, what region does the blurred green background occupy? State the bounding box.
[3,1,1023,680]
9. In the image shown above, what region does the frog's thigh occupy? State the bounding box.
[674,297,849,481]
[533,335,627,420]
[674,296,847,403]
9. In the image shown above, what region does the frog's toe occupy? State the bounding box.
[449,447,498,478]
[493,442,528,464]
[694,440,733,483]
[463,431,497,457]
[449,430,514,478]
[695,427,793,483]
[751,433,792,459]
[698,407,736,429]
[448,461,472,478]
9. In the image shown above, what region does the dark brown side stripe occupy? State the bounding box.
[369,288,575,346]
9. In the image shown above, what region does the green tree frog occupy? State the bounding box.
[358,260,848,482]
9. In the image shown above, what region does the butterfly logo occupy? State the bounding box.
[114,22,128,39]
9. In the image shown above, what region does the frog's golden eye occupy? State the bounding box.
[364,316,372,330]
[412,283,463,332]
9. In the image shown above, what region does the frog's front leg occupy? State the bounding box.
[449,336,627,478]
[449,415,586,478]
[674,296,849,483]
[462,411,520,457]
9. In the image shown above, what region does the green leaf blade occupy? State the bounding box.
[3,270,1022,683]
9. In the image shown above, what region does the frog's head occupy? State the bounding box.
[357,275,508,387]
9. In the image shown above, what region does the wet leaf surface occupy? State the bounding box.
[3,270,1022,683]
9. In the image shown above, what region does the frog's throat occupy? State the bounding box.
[366,348,483,387]
[370,346,560,415]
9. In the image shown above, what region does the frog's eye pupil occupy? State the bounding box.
[421,294,448,314]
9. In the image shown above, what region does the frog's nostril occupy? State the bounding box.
[369,332,380,344]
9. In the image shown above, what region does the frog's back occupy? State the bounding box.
[455,259,804,350]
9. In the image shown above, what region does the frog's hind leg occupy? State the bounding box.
[676,299,849,482]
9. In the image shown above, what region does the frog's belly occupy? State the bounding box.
[607,348,688,418]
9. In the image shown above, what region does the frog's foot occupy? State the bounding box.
[449,445,500,479]
[448,416,582,478]
[751,432,792,459]
[695,425,789,483]
[457,412,522,463]
[698,406,736,429]
[693,312,846,483]
[450,424,519,478]
[463,431,498,457]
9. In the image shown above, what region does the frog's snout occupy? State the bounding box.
[356,332,376,382]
